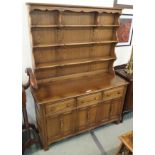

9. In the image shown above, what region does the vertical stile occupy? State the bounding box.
[57,10,62,43]
[28,6,37,69]
[58,10,62,26]
[59,114,64,136]
[111,13,120,75]
[113,13,120,41]
[94,12,99,25]
[89,12,99,70]
[75,97,78,132]
[55,10,63,63]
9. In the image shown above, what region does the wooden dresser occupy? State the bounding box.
[27,3,128,150]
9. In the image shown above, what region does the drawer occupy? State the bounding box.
[103,87,124,101]
[77,92,102,107]
[46,99,76,115]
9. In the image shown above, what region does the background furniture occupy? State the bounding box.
[115,49,133,113]
[22,77,40,153]
[27,3,128,150]
[115,69,133,112]
[116,131,133,155]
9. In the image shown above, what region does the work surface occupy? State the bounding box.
[33,73,128,104]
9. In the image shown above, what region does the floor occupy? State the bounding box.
[24,112,133,155]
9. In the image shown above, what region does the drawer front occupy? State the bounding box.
[46,99,76,115]
[77,92,102,107]
[103,86,124,101]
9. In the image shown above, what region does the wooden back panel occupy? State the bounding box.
[32,27,114,45]
[33,44,112,65]
[28,3,121,82]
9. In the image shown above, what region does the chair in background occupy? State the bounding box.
[22,68,40,154]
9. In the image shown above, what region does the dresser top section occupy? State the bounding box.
[28,3,127,105]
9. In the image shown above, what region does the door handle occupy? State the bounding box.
[60,119,63,129]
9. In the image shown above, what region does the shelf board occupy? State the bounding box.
[31,24,120,28]
[33,40,118,48]
[36,56,116,70]
[35,56,116,70]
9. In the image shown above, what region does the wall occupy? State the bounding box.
[22,0,133,123]
[114,8,133,66]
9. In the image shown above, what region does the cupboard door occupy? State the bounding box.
[110,99,123,119]
[47,115,61,142]
[88,104,98,127]
[62,110,76,136]
[97,101,111,124]
[77,107,89,131]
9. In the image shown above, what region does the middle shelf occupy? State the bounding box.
[35,56,116,70]
[33,40,118,48]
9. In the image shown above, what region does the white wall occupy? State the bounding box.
[22,0,133,123]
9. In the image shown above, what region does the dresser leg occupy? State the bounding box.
[40,138,49,151]
[43,145,49,151]
[42,142,49,151]
[114,119,121,124]
[120,116,123,123]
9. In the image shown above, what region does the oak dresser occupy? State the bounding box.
[26,3,128,150]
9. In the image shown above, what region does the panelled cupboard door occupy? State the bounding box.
[110,99,123,119]
[47,110,76,141]
[97,101,111,124]
[77,107,89,131]
[77,104,98,131]
[88,104,98,127]
[62,110,76,136]
[47,115,61,142]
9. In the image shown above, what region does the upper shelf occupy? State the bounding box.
[33,40,118,48]
[35,56,116,70]
[31,24,120,28]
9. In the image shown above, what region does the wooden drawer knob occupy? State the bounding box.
[60,119,63,128]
